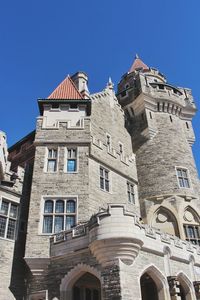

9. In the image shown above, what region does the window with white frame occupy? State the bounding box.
[0,199,18,240]
[100,166,109,192]
[67,148,77,172]
[127,182,135,204]
[47,149,58,172]
[176,168,190,188]
[42,198,76,234]
[184,225,200,246]
[106,134,111,152]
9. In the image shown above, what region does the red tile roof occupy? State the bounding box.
[129,55,149,73]
[47,75,83,99]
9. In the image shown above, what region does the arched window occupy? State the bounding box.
[177,273,193,300]
[151,207,179,237]
[140,273,158,300]
[183,207,200,245]
[43,198,77,234]
[55,200,64,213]
[44,200,53,213]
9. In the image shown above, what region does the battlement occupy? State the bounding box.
[50,204,200,266]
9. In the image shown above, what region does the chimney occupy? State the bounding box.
[71,71,90,99]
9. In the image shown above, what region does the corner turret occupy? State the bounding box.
[117,55,200,243]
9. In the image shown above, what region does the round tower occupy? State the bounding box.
[117,55,200,240]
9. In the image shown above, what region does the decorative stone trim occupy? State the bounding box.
[72,224,86,238]
[167,276,180,297]
[160,233,171,244]
[144,225,156,239]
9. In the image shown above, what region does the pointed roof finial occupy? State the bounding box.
[107,77,114,89]
[129,54,149,73]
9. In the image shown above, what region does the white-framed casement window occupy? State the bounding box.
[47,149,58,172]
[184,225,200,246]
[100,166,110,192]
[176,168,190,188]
[42,198,77,234]
[67,148,77,173]
[127,182,135,204]
[0,198,18,240]
[106,134,111,152]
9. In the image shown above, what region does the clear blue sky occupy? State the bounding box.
[0,0,200,174]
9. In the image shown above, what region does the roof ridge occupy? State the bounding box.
[129,55,149,73]
[47,75,83,100]
[67,75,83,99]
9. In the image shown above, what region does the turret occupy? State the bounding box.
[0,131,8,179]
[117,55,200,242]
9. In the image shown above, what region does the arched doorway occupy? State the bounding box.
[177,273,194,300]
[72,272,101,300]
[179,284,186,300]
[140,273,158,300]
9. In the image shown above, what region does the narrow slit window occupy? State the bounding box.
[127,182,135,204]
[100,167,110,192]
[106,135,111,152]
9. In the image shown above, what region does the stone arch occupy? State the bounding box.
[139,264,170,300]
[183,206,200,245]
[60,263,102,300]
[177,272,195,300]
[183,206,200,224]
[151,206,180,237]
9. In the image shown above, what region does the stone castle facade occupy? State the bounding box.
[1,56,200,300]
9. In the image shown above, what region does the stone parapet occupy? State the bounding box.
[50,204,200,268]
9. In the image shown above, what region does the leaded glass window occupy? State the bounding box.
[0,199,18,240]
[184,225,200,246]
[43,198,76,234]
[176,168,190,188]
[100,167,109,192]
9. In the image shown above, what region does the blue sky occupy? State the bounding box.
[0,0,200,174]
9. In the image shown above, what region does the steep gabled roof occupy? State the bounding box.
[129,54,149,73]
[47,75,83,99]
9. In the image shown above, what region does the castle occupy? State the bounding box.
[1,55,200,300]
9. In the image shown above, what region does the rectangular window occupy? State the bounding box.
[127,182,135,204]
[100,167,109,192]
[42,198,76,234]
[47,149,57,172]
[176,168,190,188]
[184,225,200,246]
[67,148,77,172]
[0,199,18,240]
